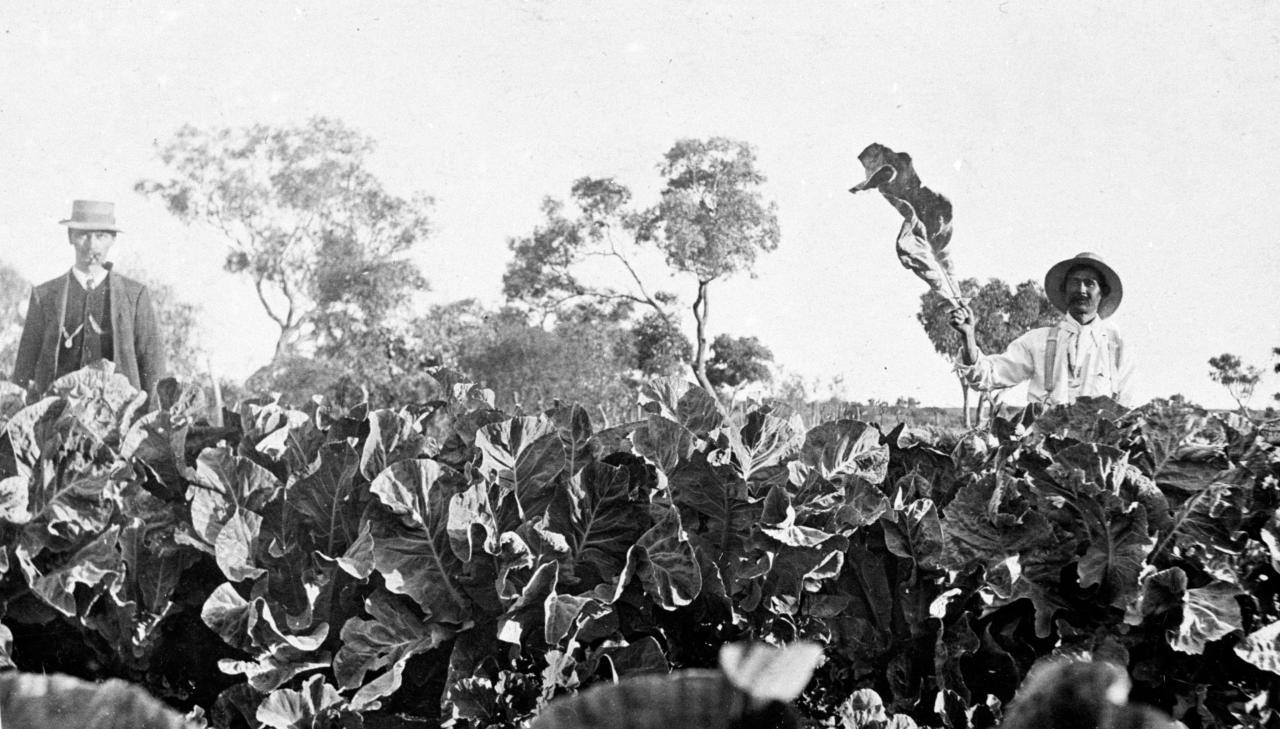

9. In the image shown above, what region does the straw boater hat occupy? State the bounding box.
[59,200,123,233]
[1044,251,1122,318]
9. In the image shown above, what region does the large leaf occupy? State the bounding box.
[631,414,696,475]
[1123,566,1188,626]
[670,451,755,575]
[940,473,1071,636]
[882,498,943,571]
[0,475,28,524]
[119,379,207,485]
[1235,620,1280,676]
[836,476,891,529]
[289,441,363,558]
[675,386,723,436]
[1169,582,1242,654]
[591,635,669,679]
[476,416,566,518]
[544,461,645,586]
[1130,399,1225,491]
[364,460,474,623]
[1033,396,1129,443]
[257,674,352,729]
[496,560,559,646]
[369,458,465,533]
[832,540,898,652]
[3,396,66,495]
[637,376,688,422]
[1046,442,1131,496]
[24,469,119,549]
[636,378,722,436]
[548,403,597,477]
[185,446,281,548]
[760,485,838,548]
[1076,503,1156,610]
[761,538,848,613]
[939,473,1058,569]
[202,582,331,692]
[360,409,424,481]
[49,363,147,444]
[447,479,502,563]
[255,408,326,483]
[0,380,25,427]
[119,409,189,486]
[799,420,889,484]
[214,508,266,581]
[334,589,452,710]
[618,505,701,609]
[1152,479,1249,580]
[725,409,804,481]
[93,511,200,663]
[15,526,123,616]
[543,590,602,646]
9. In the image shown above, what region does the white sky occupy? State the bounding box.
[2,2,1278,408]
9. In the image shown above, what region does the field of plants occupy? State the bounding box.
[0,362,1278,728]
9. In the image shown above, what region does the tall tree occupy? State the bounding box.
[502,137,780,394]
[918,278,1059,425]
[706,334,774,388]
[503,178,673,323]
[655,138,781,392]
[135,117,432,359]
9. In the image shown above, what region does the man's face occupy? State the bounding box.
[1064,265,1104,322]
[69,229,116,268]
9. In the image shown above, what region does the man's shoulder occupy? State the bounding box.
[1096,318,1127,343]
[107,271,150,296]
[31,273,69,298]
[1013,325,1056,346]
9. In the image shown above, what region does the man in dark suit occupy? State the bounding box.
[11,200,166,397]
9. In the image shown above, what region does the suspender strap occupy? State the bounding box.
[1043,332,1058,396]
[1044,329,1122,402]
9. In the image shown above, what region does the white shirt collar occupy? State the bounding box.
[1056,314,1108,335]
[70,267,108,290]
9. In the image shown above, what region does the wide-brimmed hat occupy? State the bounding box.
[1044,251,1122,318]
[59,200,123,232]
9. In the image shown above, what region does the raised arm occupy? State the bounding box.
[948,304,981,365]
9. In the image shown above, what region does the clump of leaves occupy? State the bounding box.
[1,370,1277,729]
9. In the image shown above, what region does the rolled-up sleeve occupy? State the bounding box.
[956,332,1038,393]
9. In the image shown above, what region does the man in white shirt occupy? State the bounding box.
[948,252,1135,407]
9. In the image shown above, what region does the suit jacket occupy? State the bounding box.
[11,268,166,396]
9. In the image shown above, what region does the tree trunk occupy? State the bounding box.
[961,381,972,428]
[273,327,292,362]
[691,279,715,394]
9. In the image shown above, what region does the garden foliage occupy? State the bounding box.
[0,363,1278,728]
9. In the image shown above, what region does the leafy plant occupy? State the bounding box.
[1,368,1277,729]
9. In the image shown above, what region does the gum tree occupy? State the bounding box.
[136,117,432,361]
[503,137,780,394]
[655,138,780,392]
